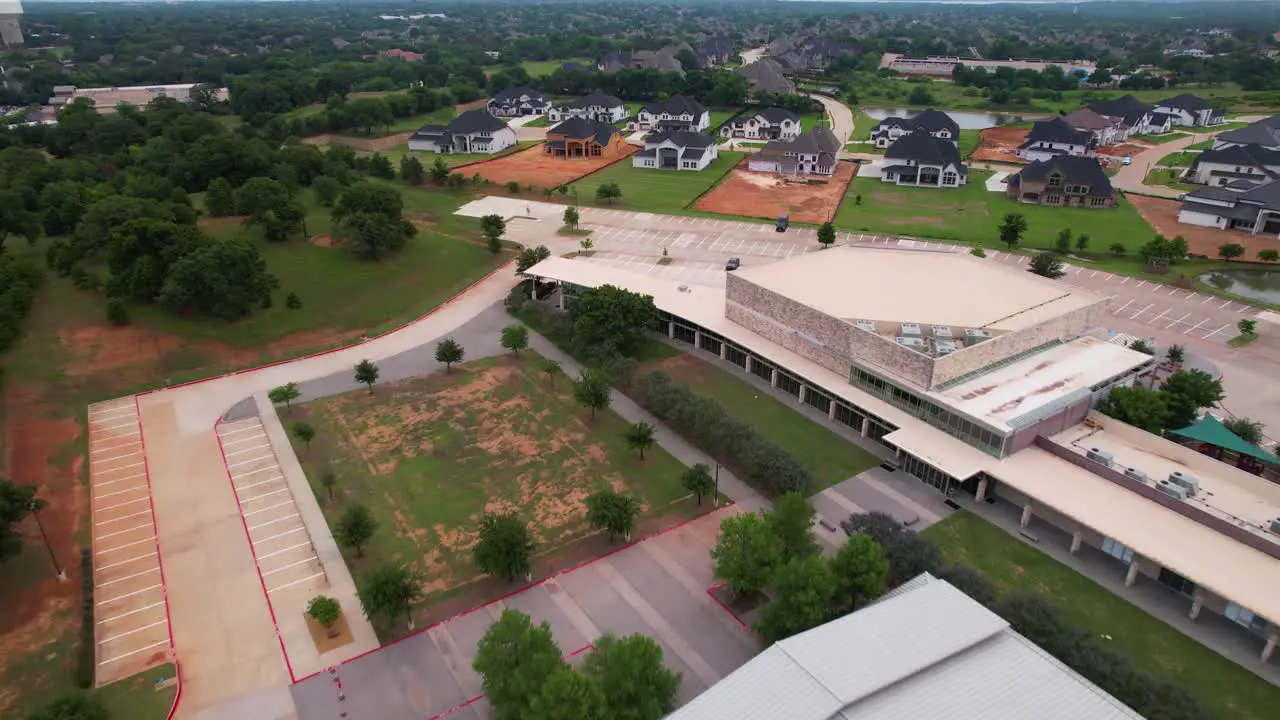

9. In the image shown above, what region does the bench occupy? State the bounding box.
[1019,529,1040,543]
[818,518,838,532]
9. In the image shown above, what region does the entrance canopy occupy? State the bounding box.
[1169,414,1279,465]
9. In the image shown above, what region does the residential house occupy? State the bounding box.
[547,94,627,124]
[558,61,592,74]
[735,58,796,96]
[1016,117,1094,162]
[628,96,710,133]
[632,131,719,171]
[748,126,841,176]
[1061,107,1125,147]
[697,36,736,66]
[869,108,960,149]
[1178,181,1280,236]
[486,86,551,117]
[1164,39,1211,58]
[1186,144,1280,186]
[719,107,801,141]
[1005,156,1117,208]
[598,48,685,74]
[1209,114,1280,150]
[407,109,517,154]
[544,117,628,159]
[378,48,423,62]
[1151,93,1224,127]
[881,129,968,188]
[1087,94,1163,139]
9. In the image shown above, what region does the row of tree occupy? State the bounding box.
[1099,368,1225,434]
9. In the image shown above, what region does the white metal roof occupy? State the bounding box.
[0,1,21,16]
[668,579,1146,720]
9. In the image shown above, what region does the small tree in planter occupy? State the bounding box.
[308,595,343,638]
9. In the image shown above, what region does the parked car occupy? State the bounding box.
[775,213,789,232]
[725,257,741,271]
[1121,157,1133,166]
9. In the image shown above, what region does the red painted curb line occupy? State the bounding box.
[705,581,756,636]
[292,505,734,685]
[423,643,595,720]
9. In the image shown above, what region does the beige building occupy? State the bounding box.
[526,245,1280,667]
[47,83,228,112]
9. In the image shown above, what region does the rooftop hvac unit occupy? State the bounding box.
[896,336,927,349]
[1271,518,1280,534]
[1156,479,1189,501]
[856,320,876,332]
[1168,471,1200,496]
[1086,448,1113,467]
[932,325,954,339]
[900,323,922,336]
[1123,467,1147,482]
[935,340,957,356]
[964,328,992,343]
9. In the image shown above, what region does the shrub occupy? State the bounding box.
[286,291,302,309]
[105,297,130,326]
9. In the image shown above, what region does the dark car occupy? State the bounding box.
[775,213,789,232]
[725,257,741,271]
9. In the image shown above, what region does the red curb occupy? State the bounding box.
[422,643,594,720]
[704,581,756,636]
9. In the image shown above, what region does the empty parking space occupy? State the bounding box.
[87,397,172,686]
[216,417,324,603]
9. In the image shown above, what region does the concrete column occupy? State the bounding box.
[1189,592,1204,621]
[1124,559,1141,588]
[694,330,702,349]
[530,281,538,300]
[798,384,808,404]
[745,356,755,374]
[719,342,727,360]
[828,402,837,420]
[770,371,779,389]
[1019,504,1033,529]
[557,289,565,311]
[975,477,988,503]
[1262,635,1278,663]
[860,416,870,438]
[1070,530,1083,555]
[667,322,675,339]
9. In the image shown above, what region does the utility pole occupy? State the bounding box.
[29,499,65,581]
[714,463,721,507]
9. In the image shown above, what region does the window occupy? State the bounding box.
[1065,184,1087,194]
[942,171,957,185]
[1225,602,1256,627]
[1047,173,1063,188]
[1100,537,1134,564]
[1089,197,1107,207]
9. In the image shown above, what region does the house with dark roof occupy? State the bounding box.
[881,129,967,189]
[1062,107,1125,146]
[486,86,551,117]
[406,110,517,155]
[557,61,592,74]
[632,131,719,171]
[869,109,960,149]
[1006,156,1116,208]
[1017,117,1095,162]
[697,37,736,66]
[1187,144,1280,186]
[1152,94,1224,127]
[748,126,841,176]
[546,93,627,124]
[544,117,627,159]
[735,58,796,96]
[1086,95,1166,138]
[1178,181,1280,236]
[628,96,710,133]
[598,48,685,74]
[1212,114,1280,150]
[719,107,801,141]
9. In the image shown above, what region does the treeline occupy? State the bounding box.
[0,255,41,353]
[273,86,462,139]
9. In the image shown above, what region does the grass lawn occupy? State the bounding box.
[1159,150,1199,168]
[96,664,178,720]
[385,107,456,134]
[707,109,739,134]
[799,112,827,134]
[634,354,880,490]
[369,140,538,169]
[924,512,1280,720]
[525,116,550,128]
[1205,121,1250,133]
[958,129,981,158]
[1144,168,1196,192]
[859,79,1274,114]
[568,151,744,214]
[1130,131,1191,144]
[1186,139,1215,151]
[834,169,1157,252]
[290,353,694,602]
[850,107,878,141]
[484,57,593,77]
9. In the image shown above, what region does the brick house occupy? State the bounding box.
[1006,156,1117,208]
[544,117,628,159]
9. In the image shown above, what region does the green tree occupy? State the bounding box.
[595,182,622,205]
[515,245,552,274]
[24,693,108,720]
[0,480,37,564]
[312,176,343,207]
[474,512,535,582]
[817,222,836,248]
[399,155,425,185]
[1223,417,1266,446]
[568,285,659,356]
[540,357,560,384]
[237,177,305,242]
[1029,250,1066,279]
[586,489,639,542]
[354,359,380,392]
[681,463,715,506]
[1055,228,1072,254]
[1098,386,1171,434]
[623,422,656,460]
[1166,344,1185,365]
[319,468,338,502]
[474,610,567,720]
[105,297,129,326]
[333,181,406,223]
[1129,339,1154,355]
[501,324,530,355]
[158,238,277,320]
[528,668,607,720]
[0,190,40,252]
[1218,242,1245,261]
[39,180,91,236]
[563,206,580,230]
[1238,318,1258,337]
[435,337,465,371]
[712,512,784,597]
[205,177,237,217]
[268,382,301,410]
[307,595,342,634]
[831,534,889,610]
[1161,369,1225,429]
[756,554,839,643]
[1110,242,1126,256]
[582,634,680,720]
[481,213,506,255]
[429,157,451,184]
[573,368,612,420]
[337,211,415,260]
[1075,233,1090,253]
[358,563,421,630]
[335,503,377,557]
[292,421,315,451]
[1259,249,1280,263]
[768,492,819,559]
[997,212,1026,250]
[841,512,942,588]
[366,152,395,179]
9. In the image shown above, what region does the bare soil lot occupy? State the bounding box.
[1129,194,1280,258]
[972,126,1028,164]
[694,160,857,224]
[464,144,639,189]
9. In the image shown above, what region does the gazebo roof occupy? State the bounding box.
[1168,414,1278,464]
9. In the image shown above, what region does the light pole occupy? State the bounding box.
[713,463,721,507]
[29,499,65,581]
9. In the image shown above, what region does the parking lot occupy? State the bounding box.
[290,507,759,720]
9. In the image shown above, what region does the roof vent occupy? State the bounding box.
[1123,467,1147,482]
[895,336,927,351]
[1156,479,1189,501]
[932,325,954,339]
[856,320,876,332]
[1270,518,1280,534]
[678,285,690,293]
[1168,471,1199,496]
[1086,448,1113,467]
[935,340,957,356]
[964,328,992,343]
[900,323,922,336]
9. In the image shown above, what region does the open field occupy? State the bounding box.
[483,57,594,77]
[1128,194,1280,260]
[1159,150,1199,168]
[859,79,1278,114]
[695,159,857,225]
[1131,131,1191,145]
[1144,168,1196,192]
[568,151,744,214]
[363,140,538,169]
[290,354,698,603]
[835,169,1157,251]
[850,107,878,141]
[958,129,981,158]
[465,144,638,188]
[635,354,879,490]
[972,125,1028,163]
[924,512,1280,720]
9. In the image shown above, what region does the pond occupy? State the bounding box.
[862,107,1046,130]
[1198,268,1280,305]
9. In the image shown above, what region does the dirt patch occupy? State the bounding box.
[464,144,639,189]
[305,609,354,655]
[972,126,1029,164]
[309,234,334,249]
[1096,143,1146,158]
[1128,194,1280,258]
[695,159,857,224]
[316,131,414,153]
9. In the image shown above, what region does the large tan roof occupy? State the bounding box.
[733,246,1102,331]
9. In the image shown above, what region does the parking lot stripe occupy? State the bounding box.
[261,556,318,577]
[220,433,267,446]
[96,567,159,588]
[96,584,162,606]
[253,526,305,545]
[1167,313,1190,329]
[96,537,155,555]
[248,513,301,531]
[1184,318,1208,335]
[1219,300,1233,309]
[1129,304,1153,319]
[228,454,275,468]
[1090,271,1098,277]
[98,552,156,571]
[91,420,140,431]
[94,472,146,488]
[1119,277,1131,285]
[237,475,284,492]
[94,485,147,500]
[91,441,139,454]
[1204,324,1230,339]
[226,443,272,457]
[97,497,150,512]
[257,540,313,561]
[267,571,324,594]
[97,640,168,666]
[100,620,167,645]
[244,499,295,517]
[97,522,154,540]
[1135,280,1147,289]
[89,406,135,419]
[1167,287,1180,295]
[235,465,280,477]
[1201,295,1214,304]
[239,487,290,504]
[1114,299,1134,313]
[1149,309,1171,323]
[93,451,142,463]
[97,601,164,624]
